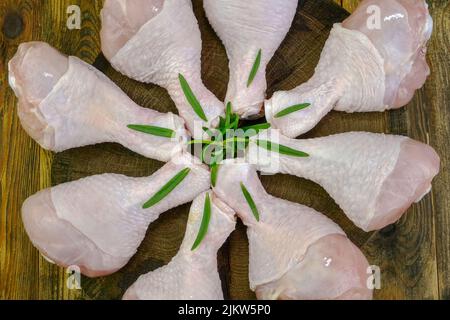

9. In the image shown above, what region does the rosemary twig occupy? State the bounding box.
[256,140,309,158]
[191,192,212,251]
[274,103,311,118]
[225,102,232,128]
[143,168,191,209]
[127,125,175,138]
[241,123,271,137]
[240,183,260,222]
[210,164,219,187]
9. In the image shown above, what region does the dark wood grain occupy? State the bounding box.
[424,0,450,300]
[0,0,448,300]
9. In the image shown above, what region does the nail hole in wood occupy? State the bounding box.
[3,11,24,39]
[380,224,396,237]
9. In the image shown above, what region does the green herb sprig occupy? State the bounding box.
[185,103,273,248]
[189,102,271,186]
[191,192,212,251]
[255,140,309,158]
[127,124,176,138]
[179,73,208,122]
[143,168,191,209]
[240,183,260,222]
[247,49,262,88]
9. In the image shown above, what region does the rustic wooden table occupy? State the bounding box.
[0,0,449,300]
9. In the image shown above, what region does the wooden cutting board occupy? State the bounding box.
[1,0,449,300]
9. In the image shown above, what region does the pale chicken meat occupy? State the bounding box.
[214,162,372,300]
[247,129,440,231]
[123,191,236,300]
[203,0,298,118]
[8,42,188,162]
[100,0,224,137]
[22,153,210,277]
[266,0,433,138]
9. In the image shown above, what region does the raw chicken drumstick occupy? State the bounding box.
[214,162,372,300]
[123,191,236,300]
[203,0,298,118]
[101,0,224,137]
[266,0,433,138]
[247,129,440,231]
[22,153,210,277]
[8,42,188,162]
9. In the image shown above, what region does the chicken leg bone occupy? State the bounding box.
[22,152,210,277]
[203,0,298,119]
[266,0,433,137]
[247,129,440,231]
[123,191,236,300]
[214,161,372,300]
[101,0,225,137]
[8,42,189,162]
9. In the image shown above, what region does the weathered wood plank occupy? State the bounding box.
[1,0,50,300]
